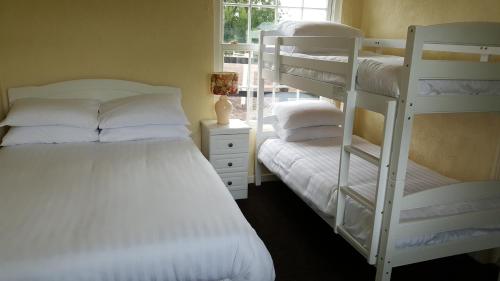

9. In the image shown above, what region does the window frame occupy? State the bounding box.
[213,0,343,121]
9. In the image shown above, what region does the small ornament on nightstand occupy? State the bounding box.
[210,72,239,125]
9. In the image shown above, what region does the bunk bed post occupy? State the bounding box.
[255,30,265,186]
[334,37,361,233]
[375,26,424,281]
[368,98,396,265]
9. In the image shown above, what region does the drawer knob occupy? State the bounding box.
[228,143,234,148]
[228,162,233,167]
[228,181,233,186]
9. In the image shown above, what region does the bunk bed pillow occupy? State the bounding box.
[272,100,344,130]
[99,125,191,142]
[99,93,190,129]
[277,21,363,55]
[275,124,344,142]
[1,126,99,146]
[0,98,99,129]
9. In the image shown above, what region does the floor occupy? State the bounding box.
[237,181,500,281]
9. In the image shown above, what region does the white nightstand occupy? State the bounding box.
[201,119,250,200]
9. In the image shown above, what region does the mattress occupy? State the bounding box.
[0,140,275,281]
[270,52,500,97]
[258,136,500,249]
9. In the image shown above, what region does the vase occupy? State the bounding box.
[215,95,232,125]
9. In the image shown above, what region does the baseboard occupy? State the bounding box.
[247,173,278,184]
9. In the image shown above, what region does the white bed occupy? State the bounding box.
[258,22,500,280]
[0,139,274,281]
[267,52,500,97]
[0,79,275,281]
[258,136,500,249]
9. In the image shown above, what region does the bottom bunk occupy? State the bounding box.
[257,135,500,252]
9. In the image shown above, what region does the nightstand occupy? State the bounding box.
[201,119,250,200]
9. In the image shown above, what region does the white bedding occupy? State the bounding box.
[258,136,500,249]
[0,140,275,281]
[270,52,500,97]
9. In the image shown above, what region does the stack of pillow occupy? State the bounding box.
[276,21,364,55]
[272,100,344,142]
[0,93,191,146]
[0,98,100,146]
[98,93,190,142]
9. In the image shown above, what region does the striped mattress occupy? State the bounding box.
[270,52,500,98]
[0,139,275,281]
[258,136,500,249]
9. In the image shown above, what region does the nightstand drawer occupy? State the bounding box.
[210,134,249,155]
[210,154,248,173]
[230,189,248,200]
[220,172,248,189]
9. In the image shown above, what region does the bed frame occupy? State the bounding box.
[7,79,180,104]
[255,22,500,281]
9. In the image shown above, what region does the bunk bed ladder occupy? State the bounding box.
[335,91,397,265]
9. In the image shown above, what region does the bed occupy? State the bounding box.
[256,22,500,281]
[258,136,500,249]
[0,79,275,281]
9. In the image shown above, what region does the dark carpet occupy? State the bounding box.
[237,181,500,281]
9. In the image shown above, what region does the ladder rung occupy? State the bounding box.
[344,145,380,166]
[340,186,375,211]
[337,225,369,259]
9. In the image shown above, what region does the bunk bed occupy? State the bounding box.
[254,22,500,281]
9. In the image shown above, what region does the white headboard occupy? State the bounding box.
[7,79,181,106]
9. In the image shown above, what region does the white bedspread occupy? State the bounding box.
[0,140,275,281]
[258,136,500,248]
[271,52,500,97]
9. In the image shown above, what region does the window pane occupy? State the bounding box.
[302,9,327,21]
[249,52,259,90]
[250,7,275,43]
[224,0,249,3]
[279,0,302,7]
[303,0,328,8]
[225,95,248,120]
[223,51,250,88]
[251,0,276,5]
[223,6,249,43]
[277,7,301,22]
[223,50,251,120]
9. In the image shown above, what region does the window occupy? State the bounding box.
[213,0,342,121]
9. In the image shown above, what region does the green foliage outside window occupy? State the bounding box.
[224,0,280,43]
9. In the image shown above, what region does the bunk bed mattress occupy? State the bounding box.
[258,136,500,249]
[277,53,500,97]
[0,140,275,281]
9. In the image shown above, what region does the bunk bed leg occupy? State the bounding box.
[335,38,361,234]
[335,89,357,234]
[375,258,393,281]
[255,30,265,187]
[255,160,262,186]
[375,25,423,281]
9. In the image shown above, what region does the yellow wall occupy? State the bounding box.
[340,0,365,28]
[0,0,216,145]
[349,0,500,181]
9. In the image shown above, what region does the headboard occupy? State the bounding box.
[7,79,181,106]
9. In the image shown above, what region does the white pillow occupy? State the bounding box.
[272,100,344,130]
[0,98,99,129]
[99,94,190,129]
[99,125,191,142]
[277,21,363,54]
[276,125,344,142]
[1,126,98,146]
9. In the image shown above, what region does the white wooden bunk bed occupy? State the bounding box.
[254,22,500,281]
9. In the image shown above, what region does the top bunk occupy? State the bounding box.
[259,21,500,114]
